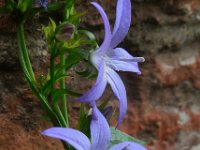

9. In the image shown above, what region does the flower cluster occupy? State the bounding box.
[42,0,146,149]
[0,0,146,149]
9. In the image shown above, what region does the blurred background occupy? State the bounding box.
[1,0,200,149]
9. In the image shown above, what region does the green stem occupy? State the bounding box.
[17,23,36,82]
[50,45,68,127]
[59,0,75,128]
[17,21,69,150]
[60,54,69,126]
[53,104,68,127]
[35,90,61,126]
[17,22,59,126]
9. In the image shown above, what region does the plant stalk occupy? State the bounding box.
[60,54,69,126]
[50,45,68,127]
[17,23,36,82]
[17,22,59,126]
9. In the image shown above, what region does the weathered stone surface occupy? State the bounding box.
[0,0,48,68]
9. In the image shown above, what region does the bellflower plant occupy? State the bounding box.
[42,103,147,150]
[0,0,147,149]
[78,0,145,125]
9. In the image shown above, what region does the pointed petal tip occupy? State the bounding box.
[41,130,46,136]
[90,2,97,6]
[115,116,124,128]
[115,123,120,129]
[137,71,142,75]
[137,57,145,62]
[90,1,97,5]
[41,127,53,136]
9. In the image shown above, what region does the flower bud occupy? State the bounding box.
[55,23,75,42]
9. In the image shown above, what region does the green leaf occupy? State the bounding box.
[78,30,98,49]
[41,79,51,96]
[40,73,69,96]
[75,68,91,77]
[47,2,63,11]
[110,127,146,147]
[77,104,91,138]
[68,11,87,25]
[60,48,89,62]
[78,30,96,40]
[38,75,45,88]
[43,18,57,45]
[54,50,85,77]
[3,0,17,13]
[52,88,81,102]
[61,35,82,49]
[0,4,14,13]
[17,0,31,12]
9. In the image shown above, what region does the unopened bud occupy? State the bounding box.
[55,23,75,42]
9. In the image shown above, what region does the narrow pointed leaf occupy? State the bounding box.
[110,127,147,147]
[52,88,81,102]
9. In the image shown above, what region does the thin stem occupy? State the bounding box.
[58,1,74,128]
[17,23,36,82]
[60,54,69,126]
[17,22,59,126]
[18,21,70,150]
[50,44,68,127]
[53,104,68,127]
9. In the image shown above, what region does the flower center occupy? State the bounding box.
[104,55,119,71]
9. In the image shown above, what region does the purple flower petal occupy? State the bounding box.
[91,2,112,54]
[110,0,131,48]
[106,48,144,74]
[106,68,127,125]
[109,141,147,150]
[42,127,91,150]
[90,104,111,150]
[78,63,107,102]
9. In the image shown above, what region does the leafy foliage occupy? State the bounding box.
[110,127,147,147]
